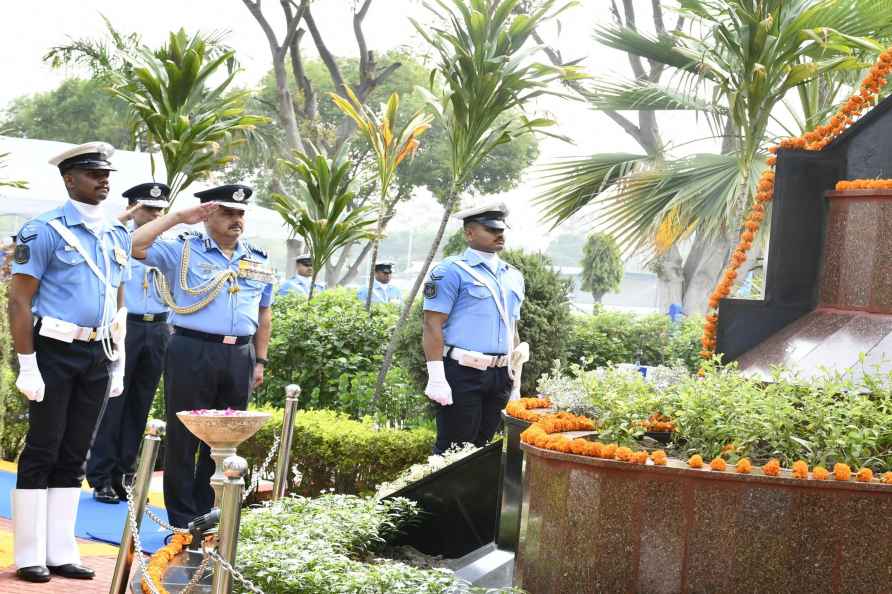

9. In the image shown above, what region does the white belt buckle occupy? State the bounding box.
[222,335,237,345]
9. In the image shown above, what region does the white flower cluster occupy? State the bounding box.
[375,442,480,499]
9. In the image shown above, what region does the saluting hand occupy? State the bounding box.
[116,203,142,224]
[176,202,219,225]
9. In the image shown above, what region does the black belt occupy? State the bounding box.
[128,312,169,323]
[173,326,252,345]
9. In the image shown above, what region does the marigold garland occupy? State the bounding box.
[504,397,552,422]
[142,533,193,594]
[700,47,892,360]
[835,179,892,191]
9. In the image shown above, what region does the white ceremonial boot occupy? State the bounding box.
[46,487,94,579]
[12,488,50,582]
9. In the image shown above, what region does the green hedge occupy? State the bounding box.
[0,282,25,461]
[256,289,398,411]
[565,309,703,373]
[241,408,435,496]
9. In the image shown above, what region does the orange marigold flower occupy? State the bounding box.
[833,463,852,481]
[615,446,633,461]
[856,467,874,483]
[736,458,753,474]
[709,457,727,471]
[882,472,892,484]
[814,466,832,480]
[631,451,650,465]
[652,450,668,465]
[602,443,617,459]
[762,458,781,477]
[688,454,704,469]
[766,156,777,166]
[792,460,809,479]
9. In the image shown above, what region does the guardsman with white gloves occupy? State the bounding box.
[131,185,274,528]
[421,201,527,454]
[277,254,326,297]
[8,142,130,583]
[357,261,402,305]
[87,183,172,504]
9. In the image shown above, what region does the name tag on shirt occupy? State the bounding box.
[113,246,128,266]
[238,260,275,283]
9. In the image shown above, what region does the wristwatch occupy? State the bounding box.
[255,357,269,366]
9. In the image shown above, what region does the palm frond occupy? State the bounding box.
[586,77,722,112]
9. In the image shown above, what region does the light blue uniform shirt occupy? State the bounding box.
[141,232,274,336]
[277,275,325,297]
[13,201,131,328]
[423,248,524,354]
[357,281,402,305]
[125,257,170,316]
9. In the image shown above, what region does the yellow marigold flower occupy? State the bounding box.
[735,458,753,474]
[881,471,892,485]
[651,450,668,465]
[709,457,727,471]
[833,463,851,481]
[688,454,704,469]
[856,467,874,483]
[812,466,829,480]
[615,446,633,461]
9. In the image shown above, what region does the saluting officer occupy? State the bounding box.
[87,183,172,504]
[357,261,402,305]
[131,185,274,528]
[422,201,525,454]
[277,254,325,297]
[8,142,130,583]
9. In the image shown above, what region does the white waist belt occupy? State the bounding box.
[36,316,113,342]
[444,345,509,368]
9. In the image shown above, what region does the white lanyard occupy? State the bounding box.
[454,259,515,379]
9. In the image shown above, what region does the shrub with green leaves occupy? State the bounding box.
[566,310,702,373]
[241,408,434,496]
[393,249,572,395]
[257,289,397,410]
[237,494,521,594]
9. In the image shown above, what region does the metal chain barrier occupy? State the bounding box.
[244,434,280,499]
[124,481,210,594]
[206,546,266,594]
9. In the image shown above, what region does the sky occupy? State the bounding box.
[0,0,720,253]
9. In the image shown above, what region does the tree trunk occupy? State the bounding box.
[681,235,734,315]
[273,59,304,153]
[364,237,380,311]
[372,187,459,404]
[654,244,684,313]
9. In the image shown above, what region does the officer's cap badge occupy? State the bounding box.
[149,185,162,198]
[233,188,246,202]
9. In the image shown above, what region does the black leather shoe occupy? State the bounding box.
[48,563,95,579]
[93,484,119,504]
[16,565,51,582]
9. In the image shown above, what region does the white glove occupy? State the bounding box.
[424,360,453,406]
[109,347,125,398]
[16,353,45,403]
[509,342,530,401]
[110,307,128,345]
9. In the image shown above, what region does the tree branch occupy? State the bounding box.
[242,0,281,55]
[303,4,348,95]
[618,0,647,80]
[354,0,374,85]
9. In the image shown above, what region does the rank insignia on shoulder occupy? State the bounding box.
[423,281,437,299]
[177,230,201,241]
[14,244,30,264]
[429,271,443,281]
[247,243,268,258]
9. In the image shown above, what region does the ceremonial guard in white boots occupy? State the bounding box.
[8,142,130,583]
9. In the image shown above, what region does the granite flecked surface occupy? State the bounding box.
[516,444,892,594]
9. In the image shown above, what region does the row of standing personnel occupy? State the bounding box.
[7,140,527,584]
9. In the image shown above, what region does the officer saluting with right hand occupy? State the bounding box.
[422,201,525,454]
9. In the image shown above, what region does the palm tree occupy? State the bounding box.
[371,0,580,402]
[536,0,892,314]
[272,151,378,299]
[329,88,432,310]
[108,29,270,204]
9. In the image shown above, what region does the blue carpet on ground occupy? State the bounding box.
[0,469,170,553]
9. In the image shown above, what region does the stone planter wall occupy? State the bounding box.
[516,444,892,594]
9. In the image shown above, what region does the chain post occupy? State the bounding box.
[212,455,247,594]
[272,384,300,500]
[109,419,165,594]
